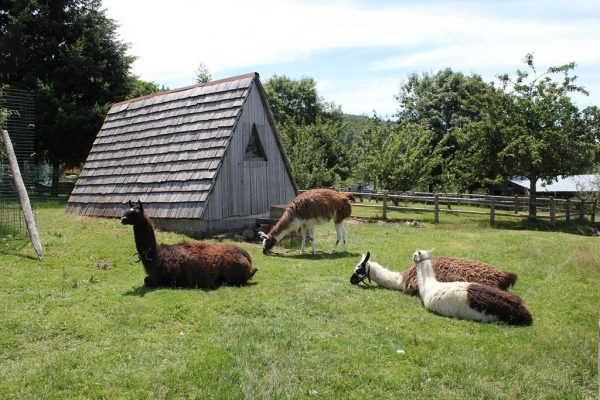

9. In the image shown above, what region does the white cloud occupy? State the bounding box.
[102,0,600,114]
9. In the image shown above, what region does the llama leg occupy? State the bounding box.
[308,227,315,255]
[333,223,344,252]
[300,226,307,254]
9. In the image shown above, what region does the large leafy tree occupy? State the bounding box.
[353,114,438,192]
[395,69,491,190]
[0,0,135,171]
[450,54,597,217]
[264,75,350,188]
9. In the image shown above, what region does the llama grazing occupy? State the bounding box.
[121,200,257,288]
[413,249,532,325]
[259,188,354,255]
[350,253,517,295]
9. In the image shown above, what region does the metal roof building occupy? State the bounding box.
[66,72,297,236]
[508,175,600,196]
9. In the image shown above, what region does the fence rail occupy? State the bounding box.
[347,191,597,227]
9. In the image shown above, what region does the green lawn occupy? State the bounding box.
[0,202,598,399]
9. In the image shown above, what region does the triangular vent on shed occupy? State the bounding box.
[245,123,267,160]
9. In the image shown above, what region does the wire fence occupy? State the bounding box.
[0,88,36,236]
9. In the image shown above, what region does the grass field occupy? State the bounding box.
[0,202,599,399]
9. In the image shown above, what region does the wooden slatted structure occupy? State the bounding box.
[67,72,297,236]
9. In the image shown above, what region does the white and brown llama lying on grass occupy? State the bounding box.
[413,249,532,325]
[259,188,354,255]
[121,200,257,289]
[350,252,517,295]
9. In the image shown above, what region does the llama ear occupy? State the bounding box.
[361,251,370,266]
[137,199,143,212]
[128,200,134,207]
[258,231,269,240]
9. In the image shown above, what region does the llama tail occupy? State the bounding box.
[249,267,258,278]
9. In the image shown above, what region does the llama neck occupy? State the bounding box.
[416,258,436,293]
[368,262,406,290]
[268,211,298,241]
[133,217,158,256]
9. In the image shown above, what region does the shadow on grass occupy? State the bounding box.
[0,236,40,261]
[123,281,259,297]
[491,218,598,236]
[350,283,388,291]
[265,250,361,260]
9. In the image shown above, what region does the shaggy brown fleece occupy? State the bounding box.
[268,188,353,235]
[466,283,533,325]
[122,201,257,289]
[402,256,518,295]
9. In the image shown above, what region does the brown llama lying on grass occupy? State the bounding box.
[414,249,532,325]
[259,188,354,255]
[121,200,257,289]
[401,256,517,295]
[351,253,517,295]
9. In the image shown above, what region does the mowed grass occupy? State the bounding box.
[0,202,599,399]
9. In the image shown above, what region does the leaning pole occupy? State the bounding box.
[2,129,43,261]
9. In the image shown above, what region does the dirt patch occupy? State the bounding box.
[347,217,425,228]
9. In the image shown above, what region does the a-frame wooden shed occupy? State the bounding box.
[67,72,297,236]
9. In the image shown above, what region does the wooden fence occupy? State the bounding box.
[347,191,597,227]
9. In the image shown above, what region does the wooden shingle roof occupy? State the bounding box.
[67,72,261,219]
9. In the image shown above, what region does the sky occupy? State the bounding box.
[101,0,600,118]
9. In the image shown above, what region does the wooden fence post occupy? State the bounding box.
[434,194,439,224]
[2,129,43,262]
[550,197,556,228]
[591,200,597,223]
[579,199,585,221]
[566,199,571,222]
[382,191,388,221]
[513,195,519,214]
[490,198,495,227]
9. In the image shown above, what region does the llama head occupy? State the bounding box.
[350,251,371,285]
[121,200,145,225]
[259,231,277,255]
[412,248,434,264]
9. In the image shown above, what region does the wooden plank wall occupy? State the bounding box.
[204,84,295,226]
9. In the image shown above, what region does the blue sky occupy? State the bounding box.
[102,0,600,118]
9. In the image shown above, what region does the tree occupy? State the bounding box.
[264,75,350,187]
[395,69,491,190]
[127,76,160,99]
[352,113,392,189]
[451,53,597,217]
[378,124,440,192]
[264,75,322,126]
[0,0,134,172]
[353,115,438,192]
[195,63,211,84]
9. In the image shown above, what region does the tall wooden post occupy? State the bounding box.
[591,200,597,223]
[2,130,43,261]
[434,194,439,224]
[579,200,585,221]
[566,199,571,222]
[549,197,556,228]
[382,191,388,221]
[490,198,496,227]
